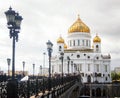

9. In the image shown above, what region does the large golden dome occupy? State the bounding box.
[57,36,64,43]
[93,34,101,43]
[68,15,90,33]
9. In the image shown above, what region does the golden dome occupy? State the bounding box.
[57,36,64,43]
[64,43,67,49]
[68,15,90,33]
[93,34,101,43]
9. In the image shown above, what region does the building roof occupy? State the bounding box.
[68,15,90,33]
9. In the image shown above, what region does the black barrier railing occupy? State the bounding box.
[40,77,76,98]
[0,81,7,98]
[0,75,79,98]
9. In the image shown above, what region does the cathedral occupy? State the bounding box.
[51,15,111,83]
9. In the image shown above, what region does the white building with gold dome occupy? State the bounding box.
[51,16,111,83]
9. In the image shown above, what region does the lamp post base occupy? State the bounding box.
[7,79,18,98]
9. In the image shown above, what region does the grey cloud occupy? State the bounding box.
[0,0,120,74]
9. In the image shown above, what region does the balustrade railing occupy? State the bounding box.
[0,75,79,98]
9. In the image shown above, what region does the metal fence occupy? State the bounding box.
[0,75,78,98]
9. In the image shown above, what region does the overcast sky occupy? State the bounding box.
[0,0,120,75]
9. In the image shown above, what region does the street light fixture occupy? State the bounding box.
[60,52,64,84]
[67,56,70,75]
[40,65,42,75]
[5,7,23,80]
[5,7,23,98]
[7,58,11,76]
[22,61,25,76]
[46,40,53,91]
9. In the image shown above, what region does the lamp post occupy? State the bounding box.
[7,58,11,76]
[67,56,70,75]
[5,7,23,98]
[71,61,73,73]
[5,7,23,80]
[22,61,25,76]
[40,65,42,75]
[60,52,64,84]
[43,52,46,75]
[33,64,35,78]
[46,40,53,91]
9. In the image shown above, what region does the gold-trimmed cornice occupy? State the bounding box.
[64,49,93,53]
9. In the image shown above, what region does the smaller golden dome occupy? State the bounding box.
[57,36,64,43]
[93,34,101,43]
[64,43,67,49]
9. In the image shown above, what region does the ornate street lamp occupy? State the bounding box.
[5,7,23,80]
[5,7,23,98]
[46,40,53,91]
[22,61,25,76]
[67,56,70,75]
[7,58,11,76]
[60,52,64,84]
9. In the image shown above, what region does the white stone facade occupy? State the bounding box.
[51,16,111,83]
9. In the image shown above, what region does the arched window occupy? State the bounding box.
[73,40,75,46]
[89,40,90,46]
[69,40,72,47]
[87,75,91,83]
[105,65,107,72]
[59,46,62,51]
[105,77,108,81]
[88,64,90,71]
[78,64,82,71]
[96,45,99,48]
[86,40,88,46]
[82,40,84,46]
[96,64,99,72]
[78,40,80,46]
[96,45,99,51]
[70,40,72,46]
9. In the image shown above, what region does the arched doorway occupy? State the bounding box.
[103,89,106,97]
[87,75,91,83]
[96,88,101,97]
[92,89,95,96]
[80,86,90,96]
